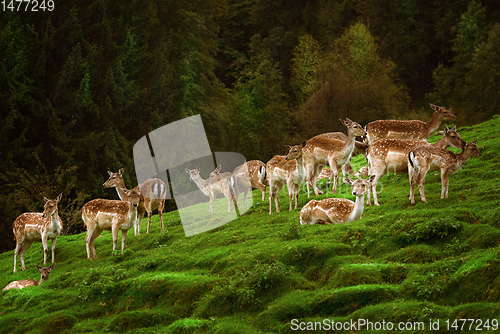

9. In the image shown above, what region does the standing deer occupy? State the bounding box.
[185,166,237,214]
[104,169,167,235]
[365,103,457,145]
[267,142,307,214]
[366,126,465,206]
[302,118,366,197]
[3,264,54,291]
[408,140,481,204]
[82,188,141,260]
[232,160,266,205]
[299,176,375,225]
[12,194,63,273]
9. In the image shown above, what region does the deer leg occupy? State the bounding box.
[146,207,153,234]
[370,170,384,206]
[89,228,103,260]
[41,233,49,264]
[51,237,58,263]
[328,162,340,193]
[441,171,449,199]
[209,195,214,214]
[135,205,146,236]
[159,200,165,232]
[417,169,428,203]
[111,225,119,251]
[13,240,21,273]
[19,240,33,271]
[409,166,417,205]
[121,229,128,252]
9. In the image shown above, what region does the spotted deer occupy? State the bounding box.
[104,169,167,235]
[82,188,141,260]
[3,264,54,291]
[318,165,369,184]
[365,103,457,145]
[302,118,366,197]
[366,126,465,206]
[299,175,375,225]
[12,194,63,273]
[266,142,307,214]
[408,140,481,204]
[314,132,368,157]
[232,160,266,205]
[185,166,237,214]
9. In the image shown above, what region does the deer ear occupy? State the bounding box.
[301,140,307,148]
[430,103,438,111]
[344,178,353,185]
[472,139,478,144]
[216,165,221,171]
[44,197,49,203]
[36,264,42,271]
[285,145,291,150]
[108,171,113,176]
[49,264,54,271]
[368,175,376,184]
[119,168,124,175]
[452,125,457,131]
[444,126,449,134]
[120,188,129,194]
[56,193,62,202]
[339,119,348,126]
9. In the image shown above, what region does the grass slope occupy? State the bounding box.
[1,116,500,333]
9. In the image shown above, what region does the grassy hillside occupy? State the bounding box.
[1,116,500,334]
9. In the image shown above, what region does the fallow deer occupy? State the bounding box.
[232,160,266,205]
[314,132,368,157]
[12,194,63,273]
[267,142,307,214]
[82,188,141,260]
[185,166,237,214]
[104,169,167,235]
[299,175,375,225]
[366,126,465,206]
[408,140,481,204]
[302,118,366,197]
[365,103,457,145]
[3,264,54,291]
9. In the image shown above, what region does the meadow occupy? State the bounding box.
[1,116,499,333]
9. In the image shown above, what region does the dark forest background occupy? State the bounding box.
[1,0,499,252]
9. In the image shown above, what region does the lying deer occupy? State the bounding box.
[366,126,465,206]
[408,140,481,204]
[104,169,167,235]
[185,166,237,214]
[82,188,141,260]
[299,175,375,225]
[302,118,366,197]
[12,194,63,273]
[365,103,457,145]
[232,160,267,205]
[267,142,307,214]
[3,264,54,291]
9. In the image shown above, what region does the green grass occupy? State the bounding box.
[1,116,500,333]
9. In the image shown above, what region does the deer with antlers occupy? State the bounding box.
[300,175,375,225]
[408,140,481,204]
[365,103,457,145]
[82,187,141,260]
[3,264,55,291]
[366,126,465,206]
[232,160,267,205]
[185,165,237,214]
[104,169,167,235]
[267,142,307,214]
[302,118,366,197]
[12,194,63,273]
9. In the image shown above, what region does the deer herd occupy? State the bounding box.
[4,103,481,291]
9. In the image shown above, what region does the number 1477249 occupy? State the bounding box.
[2,0,54,11]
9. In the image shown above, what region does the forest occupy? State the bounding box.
[1,0,500,252]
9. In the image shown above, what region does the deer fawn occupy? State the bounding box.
[232,160,266,205]
[300,175,375,225]
[365,103,457,145]
[12,194,63,273]
[104,169,167,235]
[82,188,141,260]
[302,118,366,197]
[267,142,307,214]
[185,165,237,214]
[3,264,54,291]
[366,126,465,206]
[408,140,481,204]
